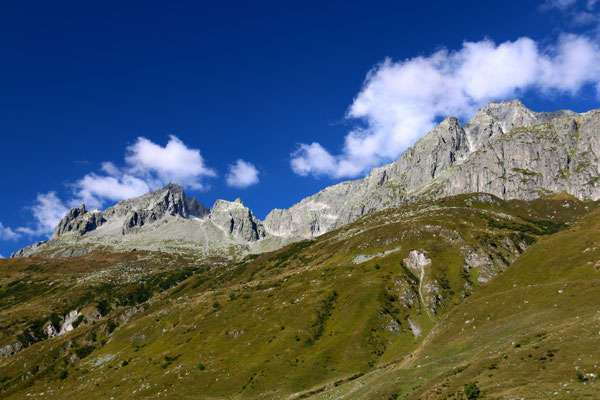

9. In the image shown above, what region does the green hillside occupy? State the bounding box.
[0,193,597,399]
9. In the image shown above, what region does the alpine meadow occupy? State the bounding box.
[2,2,600,399]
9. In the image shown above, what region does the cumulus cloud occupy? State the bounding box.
[226,159,260,188]
[0,222,20,241]
[125,135,216,189]
[8,136,225,240]
[74,171,151,209]
[291,34,600,178]
[14,192,70,237]
[71,135,216,208]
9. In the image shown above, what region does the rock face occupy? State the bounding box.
[263,100,600,239]
[44,322,58,338]
[209,198,266,242]
[0,342,22,359]
[13,184,270,258]
[59,310,80,336]
[12,100,600,259]
[54,205,105,237]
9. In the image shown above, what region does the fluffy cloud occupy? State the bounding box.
[226,159,260,188]
[0,222,20,241]
[125,135,216,190]
[15,192,70,237]
[291,34,600,178]
[3,136,221,240]
[72,135,216,208]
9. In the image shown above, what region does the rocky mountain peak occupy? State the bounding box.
[209,198,265,242]
[53,204,105,238]
[464,100,578,151]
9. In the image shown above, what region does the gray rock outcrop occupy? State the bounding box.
[0,342,22,358]
[59,310,79,335]
[44,322,58,338]
[13,184,267,257]
[208,198,266,242]
[54,205,105,237]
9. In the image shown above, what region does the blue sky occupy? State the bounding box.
[1,0,600,256]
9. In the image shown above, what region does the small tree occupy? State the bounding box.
[464,382,481,399]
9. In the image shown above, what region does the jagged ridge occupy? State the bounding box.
[13,100,600,258]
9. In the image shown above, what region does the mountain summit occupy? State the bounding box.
[13,100,600,258]
[13,184,276,258]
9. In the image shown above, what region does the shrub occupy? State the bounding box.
[97,299,110,316]
[107,320,118,334]
[49,313,62,327]
[72,315,85,329]
[74,345,95,360]
[464,382,481,399]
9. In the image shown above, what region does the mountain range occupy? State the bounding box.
[13,99,600,259]
[2,100,600,399]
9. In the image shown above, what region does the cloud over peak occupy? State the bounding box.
[126,135,216,190]
[9,136,226,239]
[291,34,600,178]
[73,135,216,209]
[226,159,260,188]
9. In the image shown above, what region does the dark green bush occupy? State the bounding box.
[464,382,481,399]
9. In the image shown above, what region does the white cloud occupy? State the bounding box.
[69,135,217,208]
[14,192,71,237]
[74,173,151,209]
[0,222,20,241]
[291,143,338,176]
[31,192,69,236]
[226,159,260,188]
[291,34,600,178]
[125,135,216,190]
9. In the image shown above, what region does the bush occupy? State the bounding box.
[464,382,481,399]
[49,313,62,327]
[72,315,85,329]
[198,362,206,371]
[107,320,118,334]
[58,370,68,380]
[97,299,110,316]
[74,345,95,360]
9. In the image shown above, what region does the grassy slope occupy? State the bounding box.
[0,193,594,399]
[311,200,600,399]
